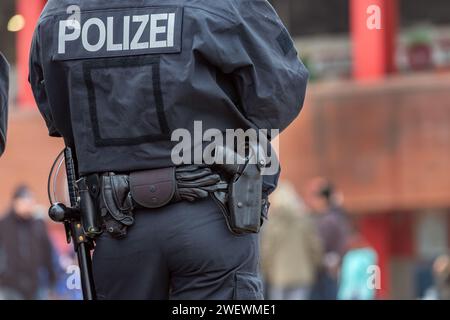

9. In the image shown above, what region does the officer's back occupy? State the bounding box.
[0,53,8,157]
[30,0,308,300]
[30,0,308,176]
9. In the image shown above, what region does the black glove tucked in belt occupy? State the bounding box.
[174,165,228,202]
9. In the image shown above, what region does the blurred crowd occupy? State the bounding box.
[0,185,81,300]
[261,179,450,300]
[0,182,449,300]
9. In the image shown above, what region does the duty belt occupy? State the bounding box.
[81,157,267,239]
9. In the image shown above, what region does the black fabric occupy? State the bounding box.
[92,198,262,300]
[0,53,8,156]
[262,166,281,197]
[277,28,295,55]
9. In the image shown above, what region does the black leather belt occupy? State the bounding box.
[86,165,227,238]
[85,150,266,238]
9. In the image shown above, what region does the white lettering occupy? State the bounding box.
[66,265,81,290]
[82,18,106,52]
[203,128,224,165]
[367,265,382,290]
[367,5,382,30]
[107,17,122,51]
[171,129,192,165]
[66,5,81,29]
[167,13,175,47]
[150,13,168,48]
[123,16,130,50]
[131,15,149,50]
[58,12,177,55]
[58,20,81,54]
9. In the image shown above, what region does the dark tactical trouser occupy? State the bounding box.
[92,197,263,300]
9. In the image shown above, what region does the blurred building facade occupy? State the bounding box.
[274,0,450,299]
[282,72,450,299]
[0,0,450,299]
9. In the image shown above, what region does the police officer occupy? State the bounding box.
[30,0,308,300]
[0,52,8,157]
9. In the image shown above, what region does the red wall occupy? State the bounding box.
[16,0,46,108]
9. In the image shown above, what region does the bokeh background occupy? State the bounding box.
[1,0,450,300]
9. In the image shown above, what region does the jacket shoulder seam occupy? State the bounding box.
[184,5,237,25]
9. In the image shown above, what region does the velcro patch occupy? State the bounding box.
[53,6,183,61]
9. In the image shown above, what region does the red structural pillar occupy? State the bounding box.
[359,214,391,299]
[16,0,46,109]
[350,0,398,80]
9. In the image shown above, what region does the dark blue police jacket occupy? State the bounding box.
[0,52,8,156]
[29,0,308,196]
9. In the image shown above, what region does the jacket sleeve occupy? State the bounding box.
[202,0,309,133]
[29,27,61,137]
[0,53,9,156]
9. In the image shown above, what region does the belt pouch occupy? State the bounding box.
[129,167,176,209]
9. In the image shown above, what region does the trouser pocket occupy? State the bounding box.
[234,271,264,300]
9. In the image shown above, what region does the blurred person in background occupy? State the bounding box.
[415,258,436,300]
[0,52,8,157]
[0,185,57,299]
[305,178,350,300]
[431,254,450,300]
[261,182,323,300]
[47,226,83,300]
[337,228,377,300]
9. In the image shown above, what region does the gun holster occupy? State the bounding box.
[213,160,265,235]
